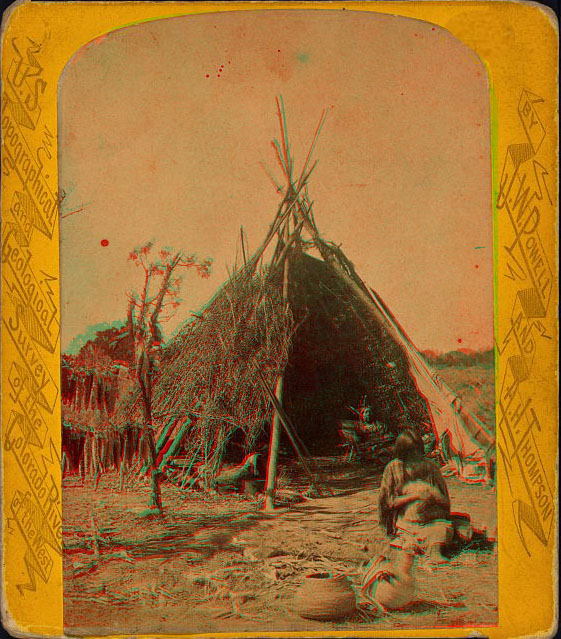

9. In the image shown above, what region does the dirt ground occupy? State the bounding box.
[63,457,497,636]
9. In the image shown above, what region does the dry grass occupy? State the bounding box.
[63,457,497,635]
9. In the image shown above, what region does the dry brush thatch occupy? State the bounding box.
[114,265,295,476]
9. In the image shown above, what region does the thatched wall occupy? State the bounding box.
[113,247,435,469]
[61,361,135,473]
[114,268,294,476]
[281,251,433,452]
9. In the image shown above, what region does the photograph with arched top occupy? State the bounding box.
[59,9,497,634]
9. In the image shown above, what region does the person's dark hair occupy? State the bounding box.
[393,429,424,462]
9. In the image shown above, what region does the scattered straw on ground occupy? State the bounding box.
[63,459,497,635]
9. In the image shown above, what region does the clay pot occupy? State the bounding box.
[293,572,357,621]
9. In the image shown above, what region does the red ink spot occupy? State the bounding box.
[475,264,479,268]
[476,123,482,127]
[101,239,109,247]
[278,49,281,52]
[457,338,462,344]
[206,74,209,78]
[228,61,231,64]
[414,33,418,37]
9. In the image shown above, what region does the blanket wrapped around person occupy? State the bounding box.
[378,429,460,564]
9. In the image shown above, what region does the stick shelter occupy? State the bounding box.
[109,100,495,495]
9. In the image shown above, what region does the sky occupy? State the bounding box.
[59,9,494,354]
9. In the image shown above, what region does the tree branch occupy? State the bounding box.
[149,252,183,332]
[137,265,153,333]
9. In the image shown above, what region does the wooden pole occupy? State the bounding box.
[257,370,332,496]
[264,376,284,511]
[240,226,247,265]
[158,418,192,471]
[264,217,290,511]
[119,432,128,492]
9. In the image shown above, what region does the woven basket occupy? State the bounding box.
[293,572,357,621]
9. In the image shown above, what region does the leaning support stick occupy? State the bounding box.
[256,369,332,497]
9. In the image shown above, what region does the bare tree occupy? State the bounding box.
[127,241,212,513]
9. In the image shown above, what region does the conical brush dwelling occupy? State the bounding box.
[113,98,496,503]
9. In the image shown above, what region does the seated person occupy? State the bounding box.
[378,429,453,564]
[360,406,387,436]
